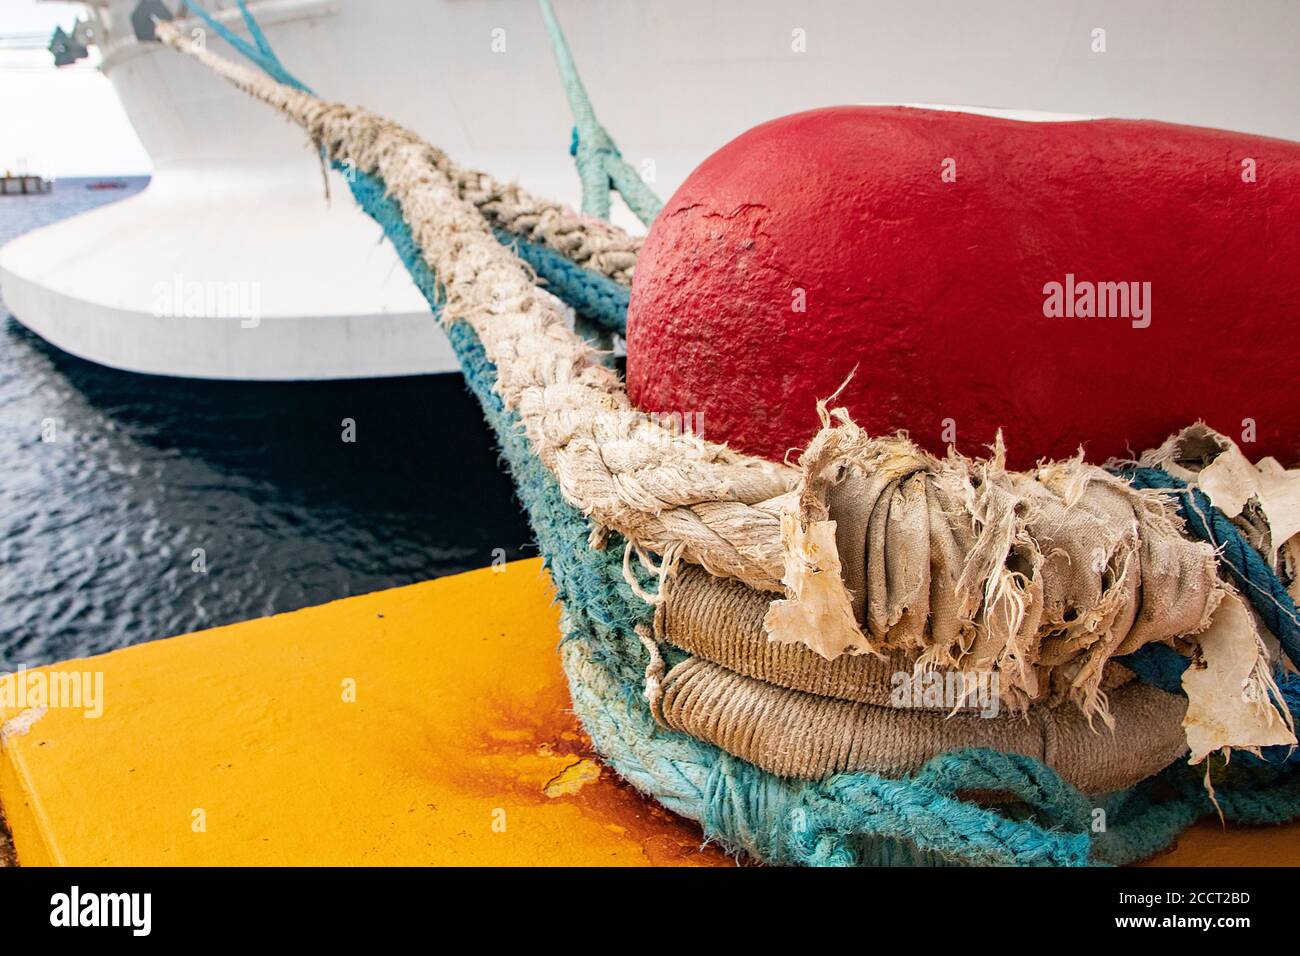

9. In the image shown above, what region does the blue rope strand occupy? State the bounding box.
[178,0,310,93]
[536,0,662,225]
[498,229,628,334]
[234,0,279,63]
[1121,467,1300,668]
[1117,466,1300,766]
[164,3,1300,864]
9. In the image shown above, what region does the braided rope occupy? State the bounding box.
[153,10,1300,864]
[537,0,664,225]
[338,151,1300,869]
[1122,468,1300,666]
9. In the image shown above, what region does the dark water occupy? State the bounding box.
[0,177,532,667]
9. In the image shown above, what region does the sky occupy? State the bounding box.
[0,2,152,176]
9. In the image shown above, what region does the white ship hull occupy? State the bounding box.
[3,0,1299,380]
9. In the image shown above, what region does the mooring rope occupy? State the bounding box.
[178,1,644,285]
[1123,467,1300,666]
[537,0,664,225]
[152,1,1300,864]
[155,2,1300,721]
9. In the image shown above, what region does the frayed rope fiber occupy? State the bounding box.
[1117,467,1300,766]
[342,163,1300,866]
[157,2,1300,865]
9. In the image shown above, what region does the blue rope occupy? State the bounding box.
[164,5,1300,865]
[498,229,628,334]
[178,0,311,93]
[1117,641,1186,694]
[1117,466,1300,766]
[233,0,279,63]
[536,0,663,225]
[1121,467,1300,668]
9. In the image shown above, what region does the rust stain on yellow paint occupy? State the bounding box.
[0,559,731,867]
[3,557,1297,867]
[543,758,602,798]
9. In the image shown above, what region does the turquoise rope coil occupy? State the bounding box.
[170,3,1300,866]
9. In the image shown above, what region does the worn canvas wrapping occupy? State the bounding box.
[655,563,1188,791]
[768,418,1226,719]
[655,656,1187,792]
[665,564,1136,707]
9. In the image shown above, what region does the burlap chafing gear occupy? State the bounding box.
[153,23,1230,711]
[655,556,1187,791]
[804,423,1225,718]
[663,563,1136,710]
[652,654,1188,793]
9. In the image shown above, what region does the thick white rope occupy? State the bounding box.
[154,27,1300,741]
[155,22,799,591]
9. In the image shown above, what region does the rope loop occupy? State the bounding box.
[537,0,663,225]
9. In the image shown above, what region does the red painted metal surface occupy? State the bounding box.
[627,107,1300,469]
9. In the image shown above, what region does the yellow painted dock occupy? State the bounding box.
[0,557,1296,867]
[0,559,727,867]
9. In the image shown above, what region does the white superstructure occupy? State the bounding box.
[3,0,1299,380]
